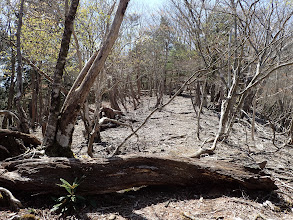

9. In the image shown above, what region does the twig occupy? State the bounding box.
[4,148,30,162]
[4,149,45,162]
[275,178,293,191]
[274,190,293,202]
[189,137,225,158]
[182,209,224,219]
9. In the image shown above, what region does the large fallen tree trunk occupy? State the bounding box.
[0,156,276,195]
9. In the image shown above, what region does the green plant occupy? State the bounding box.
[51,177,85,214]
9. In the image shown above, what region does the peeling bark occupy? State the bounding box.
[43,0,80,157]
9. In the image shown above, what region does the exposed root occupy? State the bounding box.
[4,149,45,162]
[0,187,23,211]
[189,135,226,158]
[189,148,216,158]
[0,110,20,129]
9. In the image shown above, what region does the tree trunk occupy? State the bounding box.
[0,156,276,195]
[136,65,141,99]
[210,84,215,103]
[44,0,130,157]
[108,78,122,111]
[87,71,105,157]
[87,108,101,157]
[3,51,15,129]
[36,71,42,127]
[128,74,139,109]
[195,81,201,106]
[30,70,37,130]
[196,78,207,140]
[43,0,80,157]
[15,0,30,134]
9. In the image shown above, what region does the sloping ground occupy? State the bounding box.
[82,95,292,185]
[1,95,292,219]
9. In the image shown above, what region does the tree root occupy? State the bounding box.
[4,149,45,162]
[189,148,216,158]
[0,110,20,129]
[189,135,226,158]
[0,187,23,211]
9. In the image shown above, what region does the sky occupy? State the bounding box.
[133,0,165,8]
[129,0,166,13]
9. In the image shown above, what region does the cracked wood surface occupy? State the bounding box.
[0,155,277,195]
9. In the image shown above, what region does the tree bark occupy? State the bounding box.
[44,0,129,157]
[3,49,16,129]
[43,0,80,157]
[30,70,38,130]
[15,0,30,134]
[0,156,276,195]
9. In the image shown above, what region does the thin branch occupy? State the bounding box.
[240,61,293,95]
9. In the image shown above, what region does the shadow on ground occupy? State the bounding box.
[12,183,290,220]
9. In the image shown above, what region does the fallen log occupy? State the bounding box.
[0,156,277,195]
[0,129,41,161]
[0,129,41,146]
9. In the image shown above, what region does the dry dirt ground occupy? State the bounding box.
[1,95,293,220]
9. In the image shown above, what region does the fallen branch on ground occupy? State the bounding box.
[99,117,137,135]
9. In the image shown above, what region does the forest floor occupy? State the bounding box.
[1,95,293,220]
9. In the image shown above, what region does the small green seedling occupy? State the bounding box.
[51,177,85,215]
